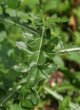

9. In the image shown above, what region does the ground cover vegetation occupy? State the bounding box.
[0,0,80,110]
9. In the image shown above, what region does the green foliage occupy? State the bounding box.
[58,97,71,110]
[0,0,80,110]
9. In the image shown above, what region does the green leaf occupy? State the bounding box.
[16,41,33,54]
[0,31,7,42]
[53,55,64,67]
[46,15,68,26]
[66,52,80,64]
[13,62,36,73]
[42,37,59,52]
[61,69,80,88]
[21,89,40,109]
[13,63,29,73]
[25,27,46,87]
[7,0,19,9]
[9,103,23,110]
[38,51,47,65]
[28,38,41,52]
[58,97,71,110]
[30,89,40,105]
[21,98,33,109]
[44,87,80,110]
[0,16,38,35]
[26,66,37,87]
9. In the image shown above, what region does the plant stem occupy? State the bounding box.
[0,17,38,35]
[44,86,63,101]
[36,26,45,64]
[44,86,80,110]
[0,85,21,106]
[56,47,80,54]
[0,78,27,106]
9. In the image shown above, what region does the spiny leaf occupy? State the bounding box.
[46,15,68,26]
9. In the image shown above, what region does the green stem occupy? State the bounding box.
[44,86,63,101]
[0,17,38,35]
[0,78,27,106]
[0,85,21,106]
[36,26,45,65]
[44,86,80,110]
[56,47,80,54]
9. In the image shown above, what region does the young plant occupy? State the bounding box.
[0,0,80,110]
